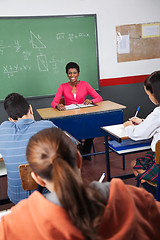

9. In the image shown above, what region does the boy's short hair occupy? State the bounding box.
[4,93,29,120]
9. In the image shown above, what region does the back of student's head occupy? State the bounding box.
[65,62,80,74]
[26,127,77,181]
[144,71,160,105]
[4,93,29,120]
[26,127,106,240]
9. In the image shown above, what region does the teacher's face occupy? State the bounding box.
[67,68,79,84]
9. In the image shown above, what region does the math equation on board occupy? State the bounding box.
[1,31,90,78]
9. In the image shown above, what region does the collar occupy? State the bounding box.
[14,118,35,130]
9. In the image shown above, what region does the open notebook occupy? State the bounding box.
[65,103,96,110]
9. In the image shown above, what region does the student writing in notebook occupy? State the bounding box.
[51,62,103,159]
[124,71,160,185]
[0,127,160,240]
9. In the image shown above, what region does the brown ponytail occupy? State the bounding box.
[26,127,107,240]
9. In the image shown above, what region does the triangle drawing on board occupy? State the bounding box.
[30,31,46,49]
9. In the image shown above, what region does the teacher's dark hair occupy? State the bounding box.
[26,127,107,240]
[144,71,160,105]
[66,62,80,74]
[4,93,29,120]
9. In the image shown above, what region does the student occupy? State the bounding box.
[0,93,57,204]
[51,62,103,159]
[124,71,160,185]
[0,127,160,240]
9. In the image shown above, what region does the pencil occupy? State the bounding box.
[99,173,105,183]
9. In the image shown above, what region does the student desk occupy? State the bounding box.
[101,124,151,181]
[37,101,126,141]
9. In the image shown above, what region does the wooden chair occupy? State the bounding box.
[19,164,37,194]
[137,140,160,201]
[63,131,80,146]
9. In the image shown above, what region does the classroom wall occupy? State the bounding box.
[0,0,159,122]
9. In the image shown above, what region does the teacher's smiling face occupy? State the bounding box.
[67,68,79,84]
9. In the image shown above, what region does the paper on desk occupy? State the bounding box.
[65,104,79,110]
[103,124,128,139]
[77,103,94,108]
[65,103,94,110]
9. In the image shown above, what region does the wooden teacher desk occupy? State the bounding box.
[37,101,126,141]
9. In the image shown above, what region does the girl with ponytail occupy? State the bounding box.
[26,127,107,239]
[0,127,160,240]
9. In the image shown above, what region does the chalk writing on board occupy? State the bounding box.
[29,31,48,72]
[22,51,32,61]
[3,65,31,78]
[68,33,90,42]
[49,56,66,73]
[0,40,21,55]
[56,33,65,40]
[14,40,21,52]
[37,54,48,72]
[1,30,90,78]
[30,31,46,49]
[49,56,58,71]
[56,32,90,42]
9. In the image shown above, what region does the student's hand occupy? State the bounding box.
[123,121,135,128]
[129,117,143,125]
[56,104,65,111]
[84,99,93,105]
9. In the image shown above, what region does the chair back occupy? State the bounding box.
[155,140,160,164]
[19,164,37,191]
[136,140,160,201]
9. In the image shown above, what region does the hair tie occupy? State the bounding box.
[51,154,61,165]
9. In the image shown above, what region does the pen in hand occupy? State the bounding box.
[99,173,105,183]
[134,106,140,118]
[128,106,141,125]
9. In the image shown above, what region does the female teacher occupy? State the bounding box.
[51,62,103,159]
[51,62,102,109]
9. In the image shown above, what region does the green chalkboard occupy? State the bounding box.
[0,15,99,100]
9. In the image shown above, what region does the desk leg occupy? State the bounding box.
[105,135,111,181]
[122,155,125,170]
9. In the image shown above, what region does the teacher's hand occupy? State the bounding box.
[56,104,65,111]
[84,99,93,105]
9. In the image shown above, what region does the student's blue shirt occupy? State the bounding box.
[0,119,56,204]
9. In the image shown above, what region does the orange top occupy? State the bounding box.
[0,178,160,240]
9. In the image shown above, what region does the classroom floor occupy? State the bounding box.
[0,136,147,211]
[81,136,147,185]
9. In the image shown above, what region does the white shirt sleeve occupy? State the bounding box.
[125,107,160,141]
